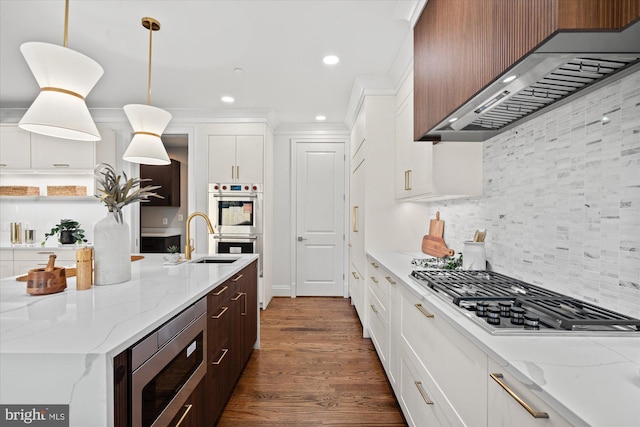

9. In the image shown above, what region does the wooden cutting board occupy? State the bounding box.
[421,211,454,257]
[15,255,145,282]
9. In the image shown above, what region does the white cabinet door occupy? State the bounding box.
[235,135,263,183]
[0,261,13,279]
[386,271,400,392]
[31,134,95,169]
[208,135,236,182]
[349,262,365,324]
[400,285,488,426]
[488,358,573,427]
[368,286,388,367]
[0,126,31,169]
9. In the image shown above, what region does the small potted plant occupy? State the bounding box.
[165,245,180,263]
[42,219,87,246]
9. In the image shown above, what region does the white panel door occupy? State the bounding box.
[295,142,345,296]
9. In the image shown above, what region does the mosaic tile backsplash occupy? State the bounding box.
[427,68,640,318]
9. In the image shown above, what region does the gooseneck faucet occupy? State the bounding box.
[185,212,215,260]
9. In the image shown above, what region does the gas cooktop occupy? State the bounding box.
[410,270,640,335]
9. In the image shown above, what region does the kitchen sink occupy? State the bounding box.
[191,256,240,264]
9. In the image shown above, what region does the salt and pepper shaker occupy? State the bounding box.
[76,247,93,290]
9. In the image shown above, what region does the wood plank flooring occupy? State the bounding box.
[216,297,407,426]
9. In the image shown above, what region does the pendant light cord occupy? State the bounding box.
[147,23,153,105]
[63,0,69,47]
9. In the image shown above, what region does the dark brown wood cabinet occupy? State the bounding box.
[140,159,181,207]
[413,0,640,140]
[168,380,205,427]
[140,234,181,253]
[205,260,258,426]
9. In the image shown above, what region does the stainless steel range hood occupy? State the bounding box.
[430,20,640,142]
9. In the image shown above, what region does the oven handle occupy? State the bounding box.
[212,194,258,199]
[213,235,258,240]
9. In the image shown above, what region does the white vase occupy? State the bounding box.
[93,213,131,285]
[462,241,486,270]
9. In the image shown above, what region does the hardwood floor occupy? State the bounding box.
[216,297,407,426]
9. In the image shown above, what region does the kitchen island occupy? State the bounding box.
[0,253,259,427]
[368,250,640,427]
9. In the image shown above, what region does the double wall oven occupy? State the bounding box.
[208,183,262,273]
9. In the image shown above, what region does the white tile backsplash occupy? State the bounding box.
[424,68,640,318]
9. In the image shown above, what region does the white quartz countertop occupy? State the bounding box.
[367,250,640,427]
[0,252,258,427]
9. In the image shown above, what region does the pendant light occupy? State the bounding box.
[19,0,103,141]
[122,17,171,166]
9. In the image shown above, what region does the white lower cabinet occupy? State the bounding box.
[349,262,365,324]
[368,287,388,368]
[0,249,13,279]
[487,358,573,427]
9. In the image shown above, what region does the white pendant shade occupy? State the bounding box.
[19,42,103,141]
[122,104,171,165]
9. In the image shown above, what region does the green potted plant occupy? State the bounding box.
[165,245,180,263]
[42,219,87,245]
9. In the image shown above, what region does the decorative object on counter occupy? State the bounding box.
[163,245,180,263]
[24,229,36,245]
[421,211,455,257]
[47,185,87,197]
[10,223,22,244]
[42,219,86,245]
[14,256,143,282]
[462,241,486,270]
[26,254,67,295]
[94,163,161,285]
[122,17,171,165]
[0,186,40,196]
[75,247,93,290]
[411,253,463,270]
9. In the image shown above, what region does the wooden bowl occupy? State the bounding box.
[26,267,67,296]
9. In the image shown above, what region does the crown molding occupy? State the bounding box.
[274,122,350,136]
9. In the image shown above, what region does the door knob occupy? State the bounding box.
[297,236,307,241]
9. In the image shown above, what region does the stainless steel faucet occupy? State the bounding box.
[184,212,215,260]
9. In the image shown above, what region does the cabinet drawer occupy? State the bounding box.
[349,263,365,327]
[368,259,389,311]
[400,347,460,427]
[488,358,572,427]
[13,249,77,262]
[368,288,388,367]
[400,285,488,426]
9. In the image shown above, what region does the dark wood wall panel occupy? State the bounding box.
[558,0,640,29]
[618,0,640,27]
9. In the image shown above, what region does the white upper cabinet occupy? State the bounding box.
[30,133,95,170]
[0,126,31,169]
[208,135,263,183]
[394,72,483,201]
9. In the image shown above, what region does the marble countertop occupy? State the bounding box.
[367,250,640,427]
[0,252,258,427]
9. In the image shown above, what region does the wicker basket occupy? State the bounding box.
[47,185,87,197]
[0,186,40,196]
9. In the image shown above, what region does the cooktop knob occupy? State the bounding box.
[510,307,525,325]
[499,301,512,318]
[476,301,490,317]
[486,306,501,325]
[524,314,540,330]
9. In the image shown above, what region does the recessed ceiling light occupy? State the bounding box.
[448,117,458,123]
[221,96,235,103]
[315,115,327,121]
[502,75,517,83]
[233,67,245,75]
[323,55,339,65]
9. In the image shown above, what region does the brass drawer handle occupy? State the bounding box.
[212,285,228,296]
[351,271,359,279]
[370,276,378,284]
[53,163,70,168]
[490,373,549,419]
[37,251,55,255]
[385,276,396,285]
[414,381,434,405]
[405,170,412,191]
[370,262,379,269]
[370,304,378,314]
[174,404,193,427]
[211,348,229,365]
[231,273,243,282]
[415,304,434,318]
[352,206,359,232]
[231,292,242,301]
[211,306,228,319]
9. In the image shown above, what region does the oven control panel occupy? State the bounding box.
[209,183,262,193]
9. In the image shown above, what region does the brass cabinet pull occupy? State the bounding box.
[37,251,55,255]
[385,276,396,285]
[231,165,235,180]
[352,206,359,232]
[404,169,412,191]
[370,276,378,284]
[490,373,549,419]
[53,163,70,168]
[174,404,193,427]
[211,306,228,319]
[241,292,247,316]
[231,292,242,301]
[351,271,359,279]
[212,285,228,296]
[231,273,243,282]
[370,262,379,269]
[236,165,240,180]
[0,164,7,167]
[414,381,434,405]
[212,348,229,365]
[415,304,434,318]
[370,304,378,314]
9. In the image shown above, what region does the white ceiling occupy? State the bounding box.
[0,0,420,128]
